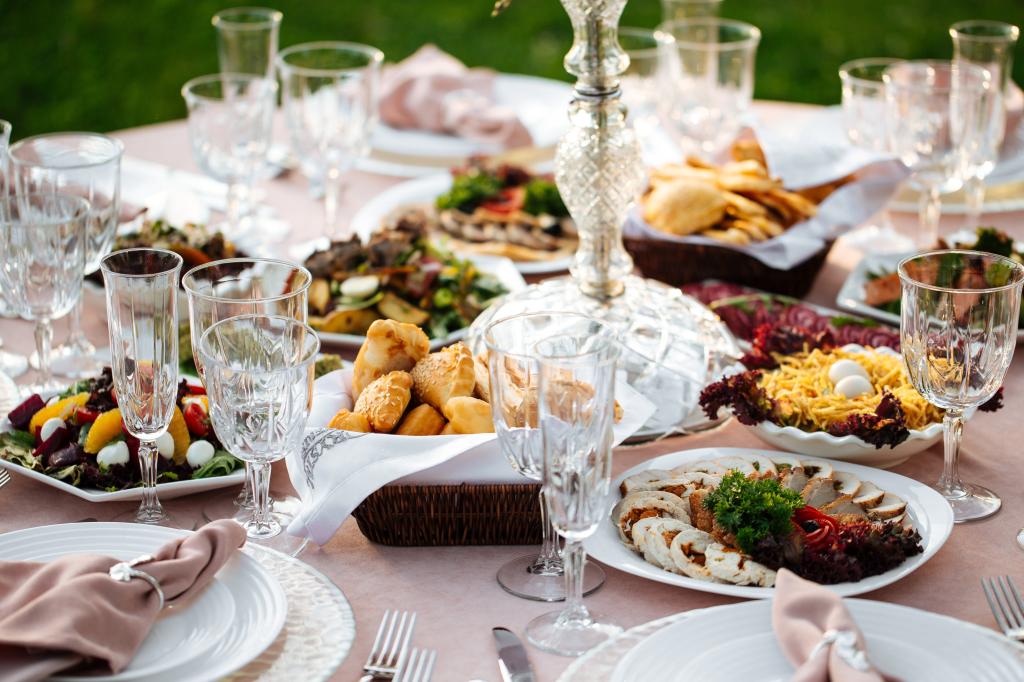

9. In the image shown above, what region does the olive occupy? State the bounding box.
[801,520,820,533]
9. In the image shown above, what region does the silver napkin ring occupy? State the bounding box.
[108,554,165,610]
[808,629,872,672]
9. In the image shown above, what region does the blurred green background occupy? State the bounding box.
[2,0,1021,140]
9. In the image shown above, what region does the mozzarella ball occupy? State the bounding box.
[97,441,130,468]
[40,417,65,442]
[186,440,215,468]
[154,432,175,460]
[828,359,870,386]
[834,375,874,399]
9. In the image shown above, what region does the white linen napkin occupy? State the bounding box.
[286,369,656,545]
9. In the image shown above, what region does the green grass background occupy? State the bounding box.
[2,0,1021,140]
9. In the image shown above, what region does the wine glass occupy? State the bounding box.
[484,312,615,602]
[883,61,992,248]
[276,42,383,240]
[657,18,761,158]
[181,73,277,239]
[0,194,88,395]
[100,248,183,525]
[212,7,282,77]
[619,27,671,158]
[182,257,311,553]
[0,119,29,379]
[8,132,123,379]
[660,0,722,22]
[951,20,1020,229]
[899,250,1024,523]
[526,329,622,656]
[198,314,319,543]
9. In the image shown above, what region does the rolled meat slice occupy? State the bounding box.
[619,469,674,496]
[633,517,693,573]
[669,527,719,582]
[616,491,691,546]
[704,544,777,587]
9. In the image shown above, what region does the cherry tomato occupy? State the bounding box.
[479,187,525,214]
[187,384,207,396]
[110,387,118,405]
[183,401,210,437]
[74,406,100,425]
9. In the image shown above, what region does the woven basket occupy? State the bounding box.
[623,236,835,298]
[352,482,542,546]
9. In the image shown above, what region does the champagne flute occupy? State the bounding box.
[198,314,319,543]
[0,119,29,378]
[899,249,1024,523]
[212,7,282,77]
[101,248,184,525]
[526,328,621,656]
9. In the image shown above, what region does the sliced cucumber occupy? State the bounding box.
[340,274,380,300]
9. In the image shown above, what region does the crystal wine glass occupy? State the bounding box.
[950,20,1020,230]
[212,7,282,77]
[526,328,622,656]
[619,27,671,159]
[183,257,311,553]
[0,194,88,395]
[899,249,1024,523]
[100,248,183,525]
[484,312,615,602]
[276,42,383,240]
[198,314,319,543]
[659,0,722,22]
[0,119,29,379]
[8,132,123,379]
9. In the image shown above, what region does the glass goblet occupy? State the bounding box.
[212,7,282,78]
[8,132,123,379]
[199,315,319,543]
[0,195,88,395]
[0,119,29,378]
[100,248,184,525]
[899,250,1024,523]
[659,0,722,22]
[526,330,621,656]
[484,312,615,602]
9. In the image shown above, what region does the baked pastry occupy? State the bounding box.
[353,371,414,433]
[441,396,495,434]
[328,409,371,433]
[410,342,475,410]
[440,422,457,435]
[642,179,727,236]
[394,403,446,436]
[473,352,491,402]
[352,320,430,399]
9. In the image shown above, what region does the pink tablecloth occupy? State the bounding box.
[2,103,1024,681]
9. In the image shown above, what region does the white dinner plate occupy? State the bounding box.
[350,173,575,276]
[584,446,954,599]
[360,73,572,177]
[0,522,287,682]
[611,599,1024,682]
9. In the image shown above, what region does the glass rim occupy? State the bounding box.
[99,247,184,279]
[533,331,621,364]
[211,6,282,30]
[656,18,761,50]
[181,73,278,101]
[0,120,10,138]
[950,19,1020,42]
[182,257,313,304]
[276,41,384,78]
[882,59,991,94]
[897,249,1024,294]
[482,310,618,363]
[8,132,124,170]
[839,57,902,86]
[0,193,91,227]
[198,313,320,373]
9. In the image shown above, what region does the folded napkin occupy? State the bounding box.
[772,569,895,682]
[0,520,245,682]
[379,44,533,149]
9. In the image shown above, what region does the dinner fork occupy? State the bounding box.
[394,648,437,682]
[359,610,417,681]
[982,576,1024,639]
[0,469,10,490]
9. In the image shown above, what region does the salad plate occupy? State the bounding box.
[0,522,287,682]
[585,447,953,599]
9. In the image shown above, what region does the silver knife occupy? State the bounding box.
[493,627,536,682]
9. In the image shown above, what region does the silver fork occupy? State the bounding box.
[0,469,10,490]
[394,648,437,682]
[982,576,1024,639]
[359,610,417,681]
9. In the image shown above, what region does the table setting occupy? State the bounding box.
[3,0,1024,680]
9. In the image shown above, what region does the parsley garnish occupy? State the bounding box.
[702,471,804,553]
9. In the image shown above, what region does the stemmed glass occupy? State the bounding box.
[660,0,722,22]
[183,257,311,553]
[0,119,29,379]
[526,329,622,656]
[0,195,88,395]
[899,250,1024,523]
[212,7,282,77]
[276,42,383,240]
[484,312,613,602]
[950,20,1020,229]
[883,61,992,248]
[8,132,123,378]
[101,248,183,525]
[619,28,671,159]
[198,314,319,543]
[181,73,277,239]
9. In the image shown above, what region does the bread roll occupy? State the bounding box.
[410,342,475,410]
[352,320,430,399]
[394,403,446,436]
[353,371,413,433]
[441,396,495,434]
[642,179,727,236]
[327,409,371,433]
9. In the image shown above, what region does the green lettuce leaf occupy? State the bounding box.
[192,450,243,479]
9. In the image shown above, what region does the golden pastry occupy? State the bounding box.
[410,342,476,410]
[473,351,491,402]
[353,371,413,433]
[394,403,446,436]
[441,396,495,434]
[642,179,727,236]
[352,319,430,399]
[439,422,457,435]
[328,409,371,433]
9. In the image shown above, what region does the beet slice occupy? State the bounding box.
[33,426,70,460]
[8,394,45,431]
[48,443,84,469]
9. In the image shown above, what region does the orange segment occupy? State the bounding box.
[84,408,123,454]
[167,407,190,465]
[29,393,90,436]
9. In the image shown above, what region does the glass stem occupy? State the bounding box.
[561,541,590,624]
[34,318,53,388]
[235,462,255,509]
[137,441,165,523]
[534,488,563,570]
[248,460,272,534]
[964,175,984,230]
[937,408,967,499]
[67,298,87,347]
[323,167,345,239]
[226,181,245,234]
[918,184,941,249]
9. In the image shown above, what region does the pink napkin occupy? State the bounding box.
[772,569,896,682]
[0,520,246,682]
[379,44,534,149]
